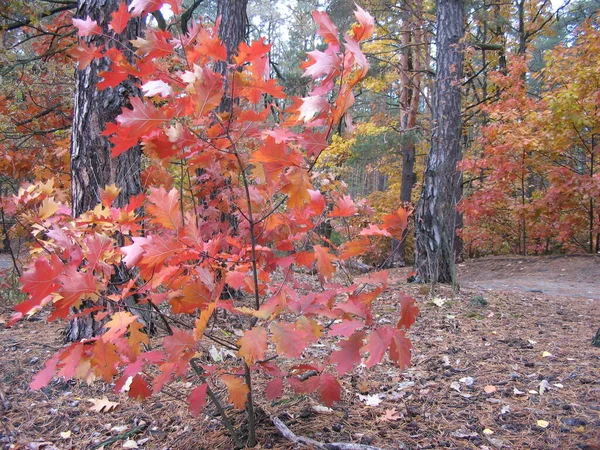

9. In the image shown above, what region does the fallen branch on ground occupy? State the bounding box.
[272,416,385,450]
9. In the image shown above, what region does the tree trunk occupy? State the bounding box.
[414,0,464,283]
[66,0,143,342]
[215,0,248,112]
[393,0,426,267]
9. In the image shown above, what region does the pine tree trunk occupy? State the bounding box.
[66,0,143,342]
[414,0,464,283]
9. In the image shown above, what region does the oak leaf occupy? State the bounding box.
[237,326,268,365]
[187,384,208,416]
[329,331,365,375]
[88,396,119,413]
[108,2,130,34]
[221,375,249,410]
[72,17,102,37]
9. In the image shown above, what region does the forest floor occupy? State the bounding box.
[0,255,599,450]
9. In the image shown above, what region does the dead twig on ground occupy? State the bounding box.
[272,416,386,450]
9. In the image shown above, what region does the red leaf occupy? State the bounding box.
[182,65,223,117]
[187,384,208,416]
[302,49,341,79]
[19,254,63,307]
[72,16,102,37]
[234,38,271,66]
[330,195,358,218]
[237,327,267,365]
[389,330,412,369]
[163,329,196,360]
[129,374,152,400]
[129,0,162,17]
[397,294,418,330]
[109,2,130,34]
[265,378,283,401]
[57,265,97,308]
[330,331,365,375]
[30,353,60,390]
[328,319,364,337]
[312,11,339,47]
[116,97,168,137]
[317,374,341,406]
[362,326,394,367]
[308,190,325,215]
[359,224,392,237]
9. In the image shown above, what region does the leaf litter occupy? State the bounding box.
[1,257,599,449]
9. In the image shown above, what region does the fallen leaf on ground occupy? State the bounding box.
[537,419,550,428]
[123,440,138,449]
[459,376,474,386]
[539,379,550,394]
[484,385,497,394]
[377,408,401,422]
[357,393,382,406]
[312,405,334,414]
[431,297,447,307]
[450,381,461,392]
[541,351,552,357]
[483,428,494,435]
[59,431,71,439]
[88,396,119,413]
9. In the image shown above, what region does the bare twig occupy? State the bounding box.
[272,416,385,450]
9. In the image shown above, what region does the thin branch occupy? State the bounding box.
[272,416,385,450]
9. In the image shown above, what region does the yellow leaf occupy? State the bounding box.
[60,431,72,439]
[536,420,550,428]
[541,351,552,358]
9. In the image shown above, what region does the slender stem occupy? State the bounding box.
[190,359,243,448]
[244,363,257,447]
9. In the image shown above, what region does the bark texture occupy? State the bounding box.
[414,0,464,283]
[66,0,143,342]
[71,0,142,215]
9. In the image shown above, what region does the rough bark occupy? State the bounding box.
[66,0,143,342]
[414,0,464,283]
[215,0,248,112]
[71,0,142,215]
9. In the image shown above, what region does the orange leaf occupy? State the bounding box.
[237,326,267,365]
[221,375,249,410]
[108,2,130,34]
[270,321,309,358]
[146,187,182,230]
[314,245,336,282]
[339,237,370,259]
